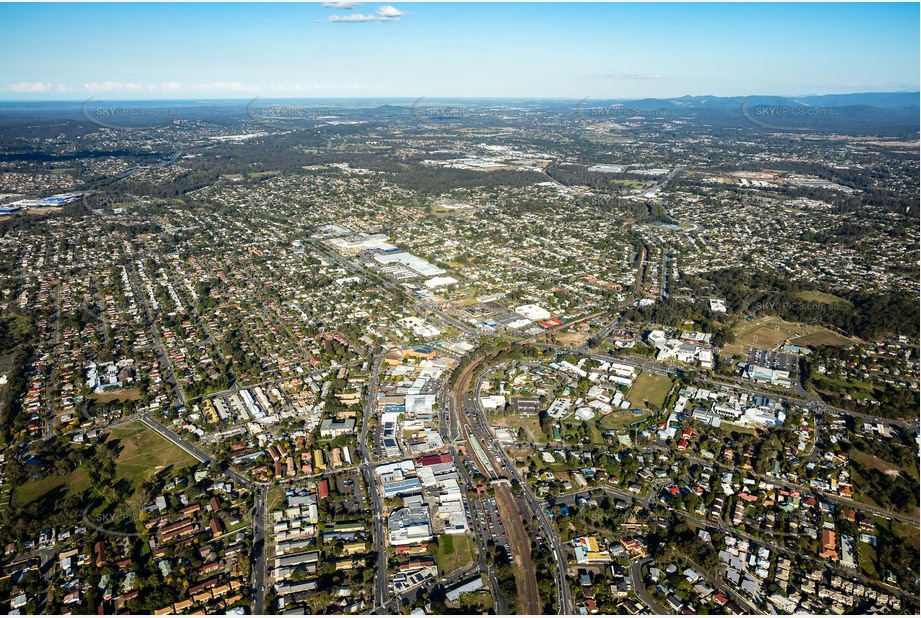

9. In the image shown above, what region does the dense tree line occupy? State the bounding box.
[621,297,737,347]
[691,268,919,340]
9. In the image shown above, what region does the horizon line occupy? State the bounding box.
[0,90,919,104]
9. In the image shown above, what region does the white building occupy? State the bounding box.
[388,505,432,545]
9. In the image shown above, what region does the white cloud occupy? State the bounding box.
[161,82,183,92]
[377,5,406,20]
[9,82,54,93]
[194,82,259,92]
[322,1,360,8]
[325,5,406,23]
[329,13,376,22]
[84,81,150,93]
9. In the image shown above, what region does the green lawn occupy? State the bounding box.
[456,588,493,612]
[626,372,673,410]
[13,468,89,507]
[433,533,475,577]
[106,421,199,492]
[857,541,878,579]
[599,410,649,430]
[796,290,852,306]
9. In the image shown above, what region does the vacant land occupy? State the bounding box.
[812,374,875,401]
[454,588,493,612]
[554,331,592,347]
[561,417,604,445]
[490,414,547,444]
[857,541,878,579]
[92,387,142,403]
[850,449,919,482]
[796,290,852,306]
[106,421,199,492]
[894,522,921,551]
[626,371,673,410]
[433,533,476,576]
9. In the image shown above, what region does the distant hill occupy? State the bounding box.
[573,92,919,134]
[0,92,917,135]
[579,92,919,110]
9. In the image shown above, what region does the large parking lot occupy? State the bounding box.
[474,495,512,557]
[747,347,798,372]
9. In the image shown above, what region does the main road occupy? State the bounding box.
[357,353,390,610]
[252,485,269,614]
[447,351,572,614]
[471,369,572,614]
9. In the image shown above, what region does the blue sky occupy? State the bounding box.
[1,2,918,100]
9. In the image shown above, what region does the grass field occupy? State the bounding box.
[433,533,475,576]
[455,589,493,612]
[724,315,853,356]
[561,417,604,445]
[609,179,645,190]
[13,468,89,507]
[106,421,198,493]
[790,330,853,348]
[626,372,673,410]
[427,203,471,218]
[720,422,761,436]
[893,522,921,550]
[452,297,480,309]
[813,374,874,401]
[599,410,649,430]
[847,466,885,511]
[796,290,852,306]
[857,541,878,579]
